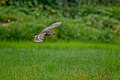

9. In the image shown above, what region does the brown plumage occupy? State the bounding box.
[34,22,62,42]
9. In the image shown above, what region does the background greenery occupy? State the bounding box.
[1,0,120,7]
[0,5,120,43]
[0,1,120,80]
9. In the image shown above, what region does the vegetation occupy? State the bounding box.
[0,0,120,7]
[0,6,120,43]
[0,41,120,80]
[0,1,120,80]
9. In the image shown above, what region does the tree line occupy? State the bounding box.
[0,0,120,8]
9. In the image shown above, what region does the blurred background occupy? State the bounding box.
[0,1,120,80]
[0,0,120,43]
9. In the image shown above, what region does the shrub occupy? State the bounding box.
[0,6,119,43]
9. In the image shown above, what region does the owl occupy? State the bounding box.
[34,22,62,42]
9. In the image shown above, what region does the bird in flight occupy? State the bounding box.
[34,22,62,42]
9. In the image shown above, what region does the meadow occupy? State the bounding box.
[0,1,120,80]
[0,41,120,80]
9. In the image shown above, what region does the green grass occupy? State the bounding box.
[0,41,120,80]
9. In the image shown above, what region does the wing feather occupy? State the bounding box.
[42,22,62,32]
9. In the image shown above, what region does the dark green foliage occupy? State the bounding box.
[1,0,120,7]
[0,6,120,43]
[58,22,117,42]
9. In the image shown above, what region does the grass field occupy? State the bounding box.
[0,41,120,80]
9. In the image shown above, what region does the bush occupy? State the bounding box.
[0,6,119,43]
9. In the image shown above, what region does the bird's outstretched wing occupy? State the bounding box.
[34,22,62,42]
[42,22,62,32]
